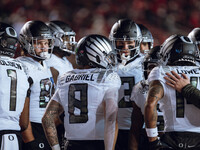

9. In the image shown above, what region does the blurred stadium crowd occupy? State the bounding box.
[0,0,200,45]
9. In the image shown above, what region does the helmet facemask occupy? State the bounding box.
[103,50,118,70]
[140,37,154,54]
[26,35,54,60]
[112,37,141,65]
[54,31,77,55]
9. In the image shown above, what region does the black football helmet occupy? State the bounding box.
[47,20,76,55]
[109,19,142,65]
[19,20,54,60]
[76,34,117,69]
[160,34,197,66]
[0,22,18,57]
[138,24,154,53]
[143,46,160,80]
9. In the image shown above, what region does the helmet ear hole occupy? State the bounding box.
[96,55,101,63]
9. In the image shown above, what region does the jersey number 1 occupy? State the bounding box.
[7,69,17,111]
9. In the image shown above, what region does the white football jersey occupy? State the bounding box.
[117,56,144,129]
[17,56,54,123]
[45,54,73,77]
[131,80,164,132]
[52,68,121,140]
[148,65,200,133]
[0,56,29,131]
[130,80,149,115]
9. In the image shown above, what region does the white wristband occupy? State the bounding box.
[146,127,158,137]
[51,144,61,150]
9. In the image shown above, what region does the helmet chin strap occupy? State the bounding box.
[121,53,130,65]
[40,52,50,59]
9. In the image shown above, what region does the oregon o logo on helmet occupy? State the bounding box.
[6,27,17,37]
[8,135,14,141]
[180,36,193,44]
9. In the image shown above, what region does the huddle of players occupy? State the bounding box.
[1,18,200,150]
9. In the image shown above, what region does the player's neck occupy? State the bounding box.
[53,52,63,58]
[78,65,91,69]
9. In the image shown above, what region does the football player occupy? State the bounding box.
[129,46,164,150]
[17,20,55,150]
[138,24,154,54]
[46,20,76,83]
[163,28,200,109]
[109,18,144,150]
[0,22,29,150]
[42,34,121,150]
[145,34,200,149]
[45,20,77,149]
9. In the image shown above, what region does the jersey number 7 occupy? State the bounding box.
[176,76,197,118]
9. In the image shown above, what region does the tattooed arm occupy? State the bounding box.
[42,100,64,147]
[144,80,164,142]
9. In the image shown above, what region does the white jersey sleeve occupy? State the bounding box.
[54,68,121,140]
[148,65,200,133]
[0,56,29,131]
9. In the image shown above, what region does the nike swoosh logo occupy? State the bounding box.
[188,145,195,148]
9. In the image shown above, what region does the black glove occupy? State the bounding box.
[23,140,39,150]
[149,139,172,150]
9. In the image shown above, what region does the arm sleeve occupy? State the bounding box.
[103,88,119,150]
[26,77,33,97]
[181,84,200,109]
